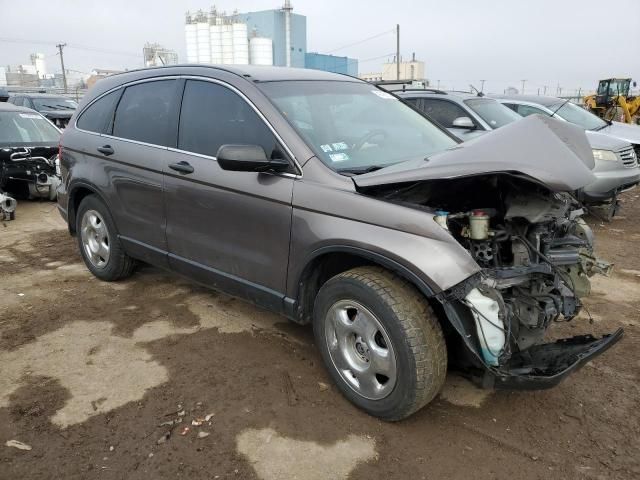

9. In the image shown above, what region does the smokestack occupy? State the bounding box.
[282,0,293,67]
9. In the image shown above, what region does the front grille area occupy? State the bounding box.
[618,146,638,168]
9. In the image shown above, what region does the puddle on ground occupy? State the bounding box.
[236,427,377,480]
[0,286,299,427]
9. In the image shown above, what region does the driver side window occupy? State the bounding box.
[178,80,284,160]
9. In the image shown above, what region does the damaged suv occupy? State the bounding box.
[58,66,621,420]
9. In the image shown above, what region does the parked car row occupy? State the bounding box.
[6,93,77,129]
[57,65,623,420]
[391,87,640,217]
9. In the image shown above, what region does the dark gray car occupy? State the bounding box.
[57,65,621,420]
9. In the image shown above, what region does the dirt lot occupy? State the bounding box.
[1,194,639,480]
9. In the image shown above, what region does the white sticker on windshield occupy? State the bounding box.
[332,142,349,151]
[329,153,350,162]
[19,113,41,119]
[371,90,394,99]
[320,144,333,152]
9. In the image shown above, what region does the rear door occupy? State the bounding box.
[163,78,295,311]
[98,78,180,266]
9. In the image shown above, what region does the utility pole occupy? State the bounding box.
[396,24,400,81]
[543,85,548,95]
[480,79,486,93]
[437,79,440,90]
[520,79,526,95]
[56,43,68,93]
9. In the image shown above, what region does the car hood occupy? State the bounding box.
[596,121,640,146]
[585,130,631,151]
[354,114,597,192]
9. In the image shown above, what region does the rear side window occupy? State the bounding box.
[112,80,176,146]
[178,80,280,158]
[10,97,22,106]
[419,99,473,128]
[77,90,121,133]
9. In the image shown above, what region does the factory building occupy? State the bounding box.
[184,3,357,73]
[233,6,306,68]
[185,2,305,68]
[305,53,358,76]
[143,43,179,68]
[361,55,426,83]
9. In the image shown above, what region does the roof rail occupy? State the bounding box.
[370,82,447,95]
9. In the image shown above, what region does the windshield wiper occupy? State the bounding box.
[55,104,75,109]
[337,165,387,175]
[592,123,609,131]
[39,104,64,110]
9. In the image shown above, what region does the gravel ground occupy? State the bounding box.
[1,193,639,480]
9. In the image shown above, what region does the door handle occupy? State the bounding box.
[97,145,114,156]
[169,161,194,175]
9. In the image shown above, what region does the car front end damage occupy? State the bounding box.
[430,176,622,389]
[0,146,61,201]
[354,115,623,390]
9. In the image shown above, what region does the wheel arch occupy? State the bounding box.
[288,246,438,326]
[67,182,115,235]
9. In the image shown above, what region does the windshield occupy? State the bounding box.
[32,97,78,111]
[0,111,61,145]
[550,101,607,130]
[259,81,457,173]
[464,98,521,129]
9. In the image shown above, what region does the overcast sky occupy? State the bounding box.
[1,0,639,95]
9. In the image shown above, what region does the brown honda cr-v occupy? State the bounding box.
[57,65,621,420]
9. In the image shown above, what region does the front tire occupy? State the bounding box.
[76,195,135,281]
[313,266,447,421]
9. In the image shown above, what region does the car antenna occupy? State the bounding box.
[469,84,484,97]
[549,99,569,119]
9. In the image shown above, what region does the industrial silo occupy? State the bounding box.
[232,23,249,65]
[220,24,234,64]
[197,21,211,63]
[210,23,222,64]
[185,20,198,63]
[249,37,273,66]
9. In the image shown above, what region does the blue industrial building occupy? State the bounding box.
[305,52,358,76]
[233,9,307,68]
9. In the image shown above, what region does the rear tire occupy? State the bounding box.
[76,195,135,281]
[313,266,447,421]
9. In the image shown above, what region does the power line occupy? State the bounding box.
[323,29,395,55]
[0,37,140,58]
[321,53,395,74]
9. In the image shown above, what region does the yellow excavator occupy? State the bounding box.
[584,78,640,124]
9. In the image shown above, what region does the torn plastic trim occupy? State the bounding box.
[488,328,623,390]
[437,274,623,389]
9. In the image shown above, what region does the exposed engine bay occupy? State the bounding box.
[363,173,620,385]
[0,146,60,201]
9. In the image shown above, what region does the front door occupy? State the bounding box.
[163,79,295,312]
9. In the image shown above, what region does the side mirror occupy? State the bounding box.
[452,116,476,129]
[216,145,290,173]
